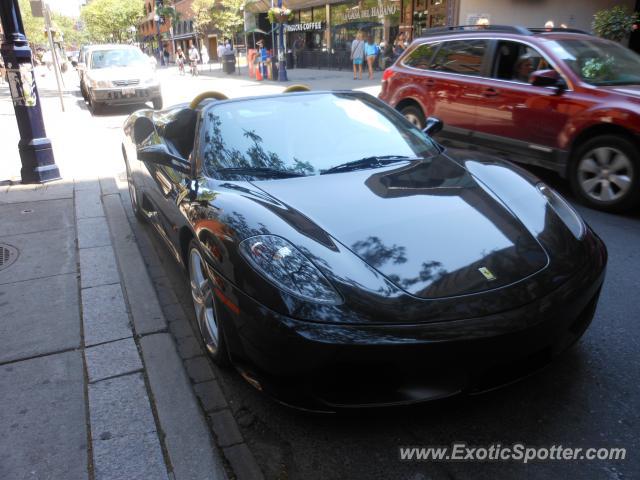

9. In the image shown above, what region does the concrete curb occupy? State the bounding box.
[101,183,228,480]
[114,180,265,480]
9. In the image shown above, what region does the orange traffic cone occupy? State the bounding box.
[256,63,263,81]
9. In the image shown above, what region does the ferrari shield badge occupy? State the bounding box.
[478,267,497,281]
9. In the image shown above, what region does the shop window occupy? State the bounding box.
[430,40,488,76]
[313,7,326,23]
[403,42,439,69]
[300,9,312,23]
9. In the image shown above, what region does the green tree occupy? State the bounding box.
[17,0,45,47]
[593,6,639,42]
[81,0,145,43]
[210,0,245,40]
[191,0,215,43]
[50,13,90,49]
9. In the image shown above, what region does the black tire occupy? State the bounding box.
[80,81,88,100]
[400,104,425,130]
[187,240,230,367]
[125,161,146,222]
[88,95,104,115]
[570,134,640,212]
[152,97,163,110]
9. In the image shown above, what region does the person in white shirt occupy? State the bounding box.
[217,43,225,67]
[188,42,200,76]
[200,45,209,65]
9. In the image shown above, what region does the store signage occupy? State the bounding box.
[285,21,324,32]
[342,3,398,22]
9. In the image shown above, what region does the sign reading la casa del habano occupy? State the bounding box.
[342,2,398,22]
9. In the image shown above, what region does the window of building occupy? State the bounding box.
[300,9,312,23]
[403,42,439,69]
[313,6,326,23]
[430,40,488,76]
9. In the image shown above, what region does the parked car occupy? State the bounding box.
[80,44,162,114]
[379,25,640,212]
[122,88,606,411]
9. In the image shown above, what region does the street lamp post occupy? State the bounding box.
[0,0,61,183]
[155,14,163,66]
[277,0,287,81]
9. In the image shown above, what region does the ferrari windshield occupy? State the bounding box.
[549,38,640,86]
[201,93,438,178]
[90,48,148,69]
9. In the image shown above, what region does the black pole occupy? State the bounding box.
[0,0,60,183]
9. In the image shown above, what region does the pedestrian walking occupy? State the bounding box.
[163,47,170,67]
[217,43,225,68]
[201,44,209,67]
[350,31,365,80]
[364,35,378,79]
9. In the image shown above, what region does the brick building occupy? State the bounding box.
[139,0,174,60]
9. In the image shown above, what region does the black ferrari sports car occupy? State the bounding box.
[122,88,607,411]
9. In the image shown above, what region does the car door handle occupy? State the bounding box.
[482,88,499,97]
[424,79,436,87]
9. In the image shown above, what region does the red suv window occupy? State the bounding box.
[430,40,488,76]
[403,43,440,70]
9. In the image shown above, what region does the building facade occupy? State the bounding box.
[139,0,174,59]
[245,0,637,69]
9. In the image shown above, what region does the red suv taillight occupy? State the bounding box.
[382,68,396,83]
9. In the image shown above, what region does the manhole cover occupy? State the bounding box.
[0,244,19,271]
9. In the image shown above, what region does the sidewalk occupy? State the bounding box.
[173,62,383,97]
[0,80,228,479]
[0,177,228,480]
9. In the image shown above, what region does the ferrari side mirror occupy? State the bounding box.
[423,117,443,136]
[137,143,191,175]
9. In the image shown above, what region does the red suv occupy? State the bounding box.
[379,25,640,212]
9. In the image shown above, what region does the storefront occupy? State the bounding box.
[244,0,636,70]
[246,0,450,69]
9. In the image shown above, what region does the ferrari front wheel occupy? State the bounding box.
[188,241,230,366]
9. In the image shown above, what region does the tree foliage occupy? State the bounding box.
[210,0,245,40]
[593,6,639,42]
[18,0,45,46]
[81,0,145,43]
[191,0,216,41]
[17,0,89,49]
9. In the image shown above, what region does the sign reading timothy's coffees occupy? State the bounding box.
[285,21,324,32]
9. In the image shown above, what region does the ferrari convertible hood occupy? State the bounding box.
[254,156,549,299]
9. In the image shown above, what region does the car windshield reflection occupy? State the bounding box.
[201,93,438,179]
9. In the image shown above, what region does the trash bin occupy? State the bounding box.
[223,54,236,74]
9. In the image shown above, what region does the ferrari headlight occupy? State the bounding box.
[239,235,342,305]
[537,183,585,239]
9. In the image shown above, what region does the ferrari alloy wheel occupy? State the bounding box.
[400,105,425,130]
[188,241,229,365]
[571,134,640,212]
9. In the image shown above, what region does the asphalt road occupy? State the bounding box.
[51,67,640,480]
